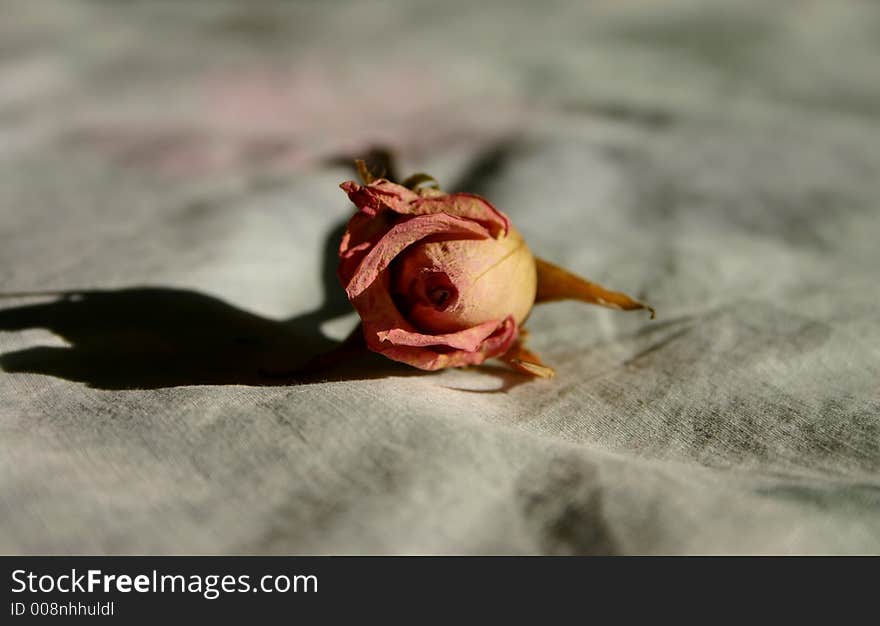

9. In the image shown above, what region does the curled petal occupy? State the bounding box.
[411,193,509,238]
[350,270,518,371]
[340,179,420,216]
[337,211,397,286]
[377,318,505,352]
[340,180,509,237]
[375,316,517,371]
[345,213,491,300]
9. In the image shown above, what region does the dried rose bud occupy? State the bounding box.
[337,171,653,378]
[338,177,533,370]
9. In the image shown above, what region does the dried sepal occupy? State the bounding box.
[355,159,376,184]
[499,330,555,379]
[400,172,440,191]
[534,257,655,319]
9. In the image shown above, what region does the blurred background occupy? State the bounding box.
[4,0,878,310]
[1,1,879,553]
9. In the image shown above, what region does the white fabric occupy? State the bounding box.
[1,0,879,554]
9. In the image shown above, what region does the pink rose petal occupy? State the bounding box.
[376,316,517,370]
[340,179,420,216]
[411,193,509,238]
[345,213,490,300]
[350,271,518,370]
[377,318,504,352]
[340,180,508,237]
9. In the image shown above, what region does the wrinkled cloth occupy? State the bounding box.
[1,0,879,554]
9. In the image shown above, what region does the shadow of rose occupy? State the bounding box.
[0,285,422,389]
